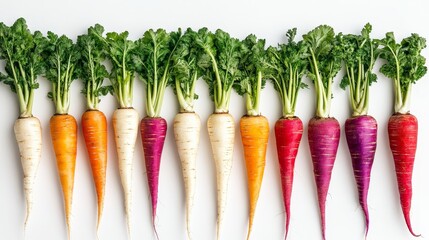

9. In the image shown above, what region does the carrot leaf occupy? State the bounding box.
[233,34,268,116]
[266,28,309,118]
[196,28,242,113]
[0,18,47,117]
[337,23,379,116]
[90,24,136,108]
[170,28,202,112]
[134,29,182,117]
[303,25,342,118]
[77,29,110,110]
[377,32,427,114]
[43,32,80,115]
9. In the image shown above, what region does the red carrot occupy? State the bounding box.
[303,25,342,240]
[274,117,303,237]
[266,29,308,238]
[338,24,379,237]
[378,32,426,237]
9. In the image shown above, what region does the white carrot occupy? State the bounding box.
[195,28,241,239]
[207,113,235,239]
[0,19,45,228]
[90,24,138,238]
[170,28,203,240]
[14,117,42,226]
[113,108,139,236]
[173,112,201,239]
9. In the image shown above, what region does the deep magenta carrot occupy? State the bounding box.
[308,117,340,239]
[338,24,379,237]
[140,117,167,228]
[378,32,426,237]
[303,25,342,240]
[274,117,303,237]
[345,116,377,235]
[266,29,308,239]
[134,29,181,238]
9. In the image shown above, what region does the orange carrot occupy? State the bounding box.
[82,110,107,230]
[50,114,78,237]
[240,115,270,239]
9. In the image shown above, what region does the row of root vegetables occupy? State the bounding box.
[0,19,426,240]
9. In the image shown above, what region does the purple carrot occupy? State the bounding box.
[275,117,303,239]
[345,115,377,236]
[141,117,167,237]
[308,117,340,240]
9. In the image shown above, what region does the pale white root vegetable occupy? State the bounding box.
[112,108,139,238]
[173,112,201,240]
[207,113,235,240]
[14,117,42,227]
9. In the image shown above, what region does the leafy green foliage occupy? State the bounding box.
[303,25,342,117]
[0,18,47,117]
[42,31,80,114]
[89,24,136,108]
[233,34,268,115]
[196,28,242,112]
[77,30,110,110]
[377,32,427,113]
[337,23,379,116]
[170,28,202,112]
[133,28,182,117]
[266,28,309,117]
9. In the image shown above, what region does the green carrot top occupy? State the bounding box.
[170,28,202,113]
[233,34,268,116]
[338,23,379,116]
[303,25,342,118]
[378,32,427,114]
[134,29,181,117]
[0,18,47,118]
[267,28,309,118]
[196,28,242,113]
[77,28,110,110]
[43,32,80,115]
[90,24,137,109]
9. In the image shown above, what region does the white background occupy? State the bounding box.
[1,0,429,240]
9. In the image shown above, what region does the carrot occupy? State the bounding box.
[0,18,45,228]
[77,29,110,232]
[274,117,303,237]
[170,28,202,240]
[134,29,182,238]
[240,115,269,239]
[266,29,308,239]
[303,25,342,240]
[42,32,80,239]
[196,28,241,239]
[234,35,271,239]
[173,112,200,240]
[81,110,107,230]
[50,114,78,238]
[207,112,235,239]
[90,24,138,237]
[337,24,379,237]
[388,114,419,237]
[378,32,427,237]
